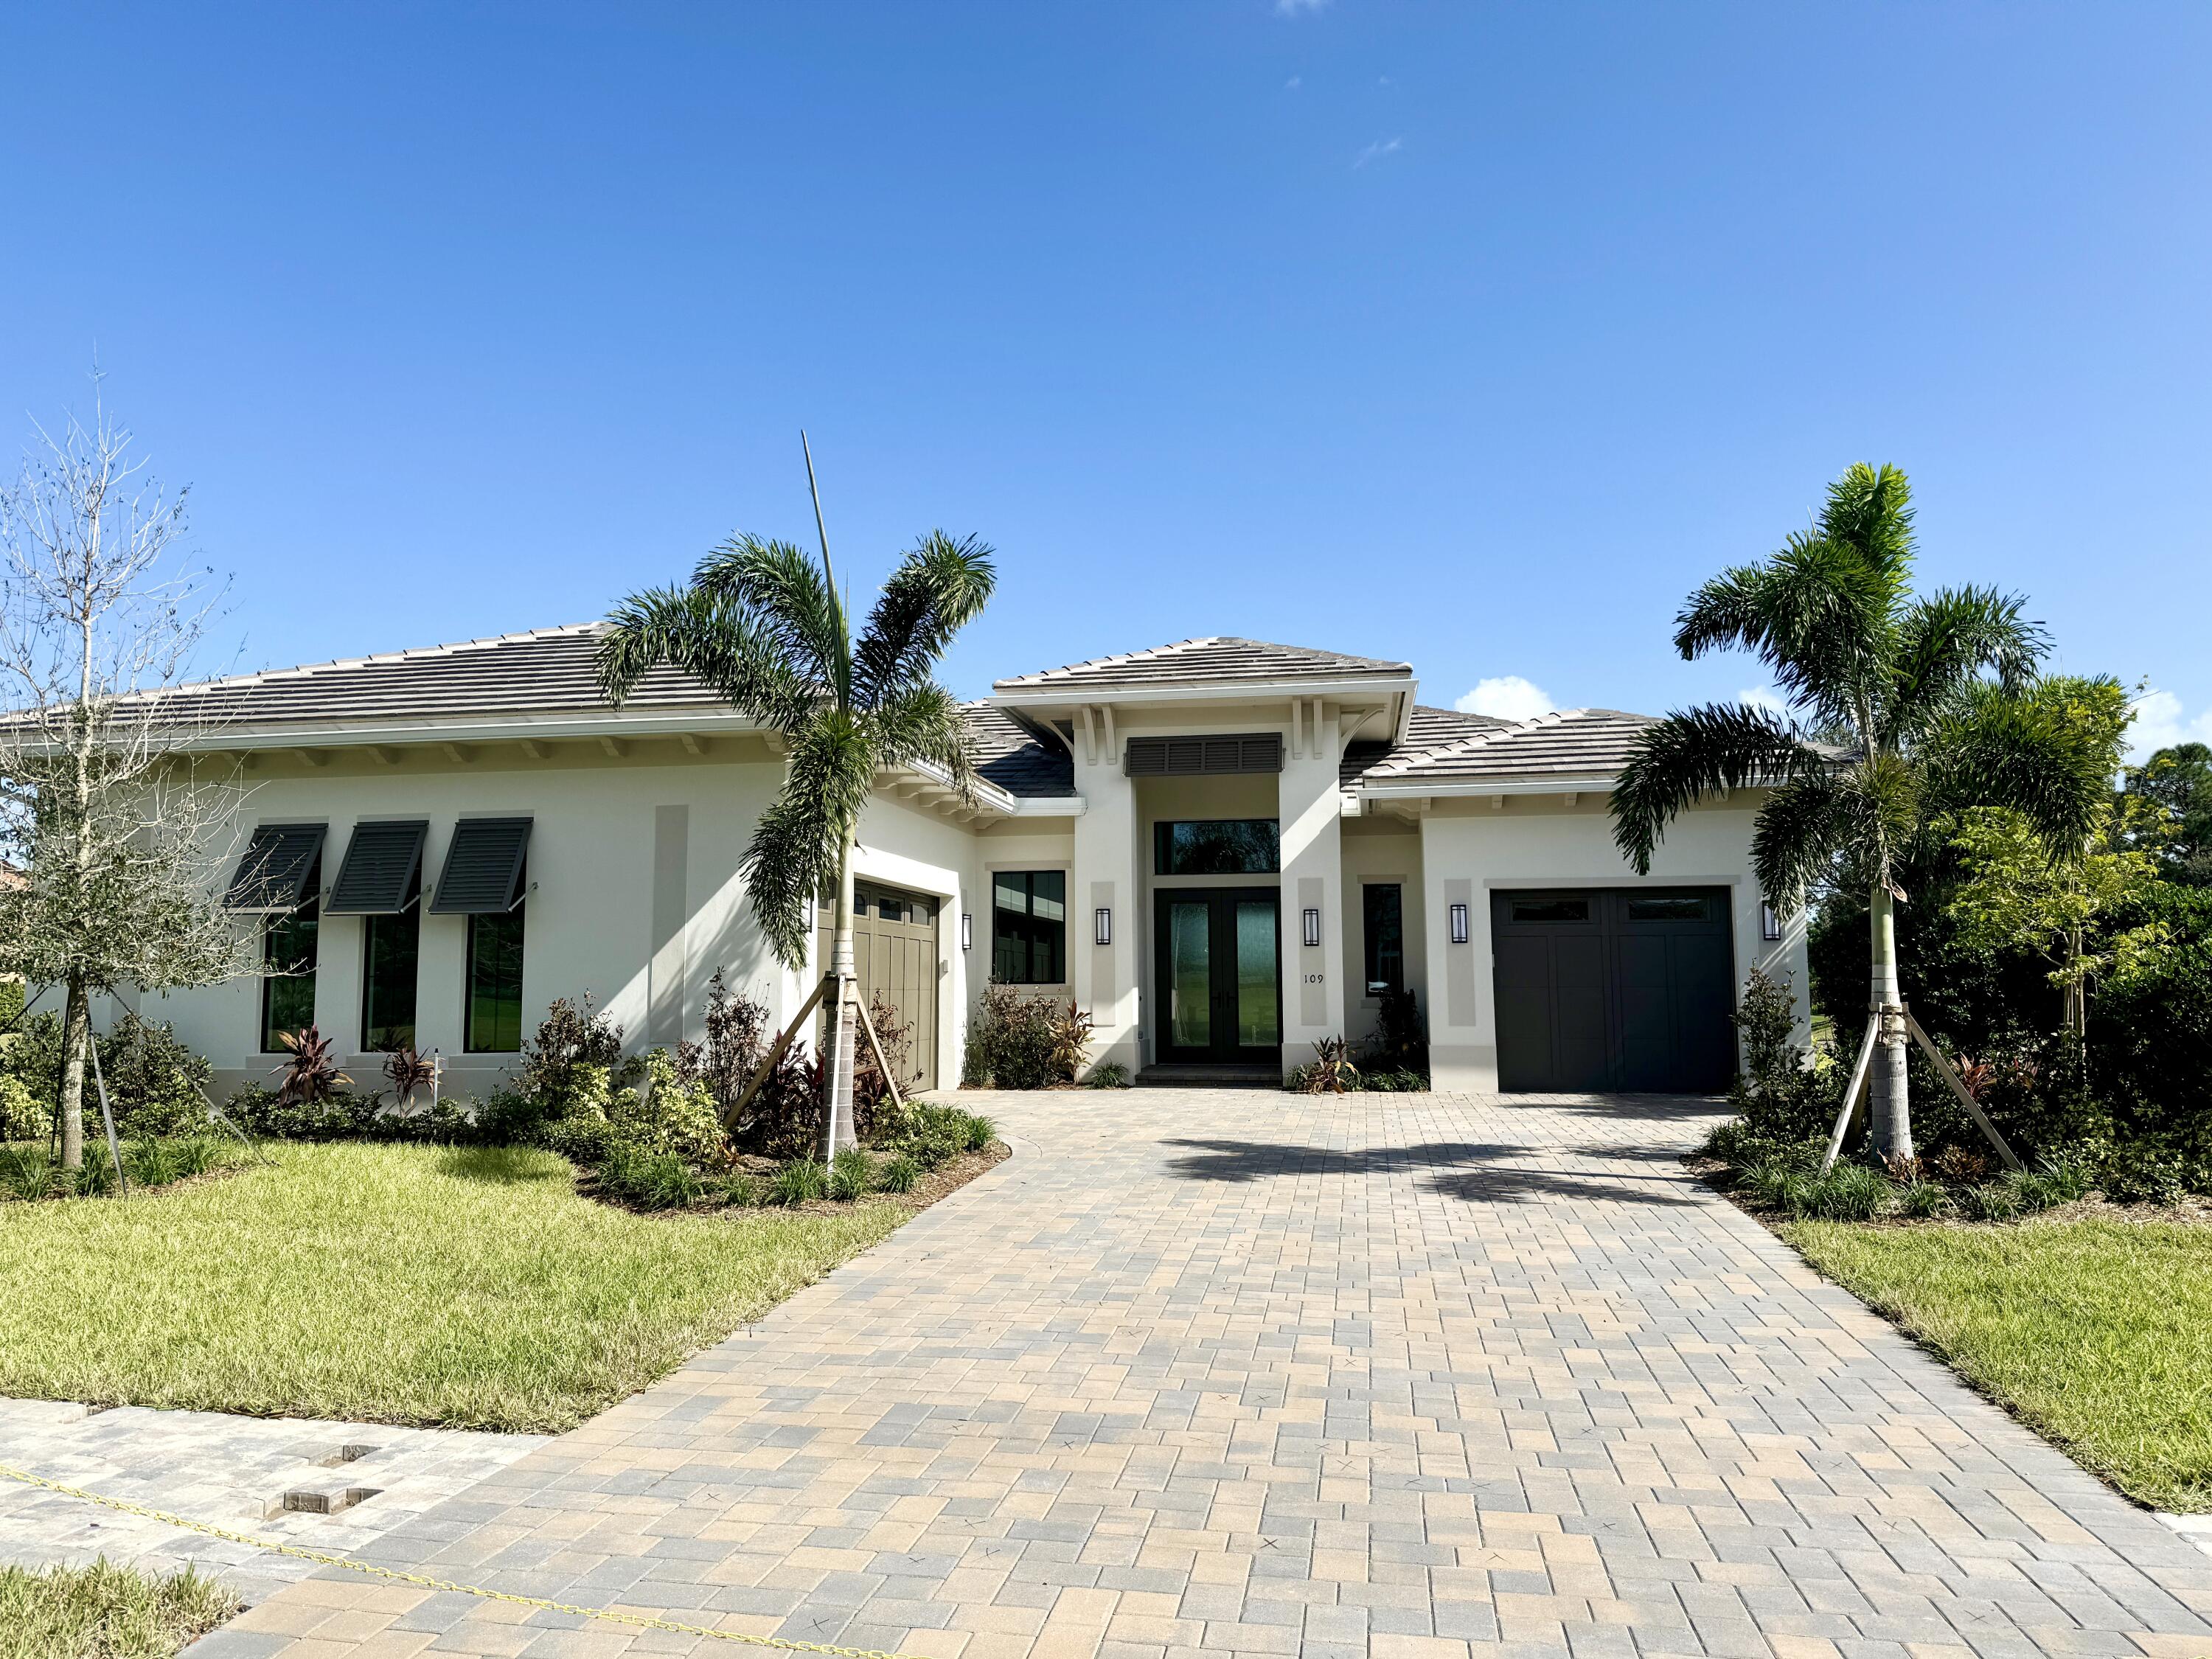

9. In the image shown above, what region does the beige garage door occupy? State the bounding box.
[815,881,939,1091]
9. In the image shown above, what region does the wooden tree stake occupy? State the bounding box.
[1904,1009,2027,1172]
[852,992,905,1116]
[722,973,832,1134]
[1818,1017,1882,1175]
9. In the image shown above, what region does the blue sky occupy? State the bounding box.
[2,2,2206,756]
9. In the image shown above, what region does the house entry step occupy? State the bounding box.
[1134,1062,1283,1089]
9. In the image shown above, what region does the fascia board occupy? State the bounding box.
[168,707,770,750]
[1360,773,1623,799]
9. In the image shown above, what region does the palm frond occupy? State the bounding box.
[1609,703,1819,874]
[691,535,850,702]
[1882,585,2045,742]
[853,532,997,706]
[597,585,818,729]
[1926,681,2121,856]
[1749,772,1861,912]
[1815,462,1918,592]
[1673,535,1895,731]
[867,681,978,798]
[738,709,877,966]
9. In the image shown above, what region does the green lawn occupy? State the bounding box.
[0,1142,908,1431]
[0,1561,238,1659]
[1786,1217,2212,1512]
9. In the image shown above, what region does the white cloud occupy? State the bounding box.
[1739,685,1790,717]
[2128,689,2212,764]
[1352,135,1402,169]
[1275,0,1329,14]
[1284,74,1302,89]
[1456,675,1556,722]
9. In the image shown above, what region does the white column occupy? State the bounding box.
[1071,745,1141,1074]
[1279,703,1349,1074]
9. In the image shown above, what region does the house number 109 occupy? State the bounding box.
[1303,973,1324,984]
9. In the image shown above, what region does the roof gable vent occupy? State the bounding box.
[1124,733,1283,777]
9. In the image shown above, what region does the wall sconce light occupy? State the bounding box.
[960,911,973,951]
[1449,902,1470,945]
[1094,907,1112,947]
[1301,907,1321,948]
[1761,900,1781,942]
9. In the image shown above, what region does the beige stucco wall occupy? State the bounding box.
[1414,793,1809,1093]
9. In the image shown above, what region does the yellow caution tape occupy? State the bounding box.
[0,1462,926,1658]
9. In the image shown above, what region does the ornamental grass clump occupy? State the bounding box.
[828,1147,873,1200]
[772,1158,827,1206]
[1788,1161,1893,1222]
[875,1153,920,1194]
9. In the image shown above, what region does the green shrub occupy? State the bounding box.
[1726,969,1840,1144]
[635,1152,704,1210]
[2100,1142,2188,1206]
[876,1153,920,1194]
[962,1113,995,1152]
[1789,1162,1893,1221]
[0,1144,52,1201]
[0,1074,45,1141]
[891,1105,973,1170]
[100,1015,215,1138]
[964,984,1057,1089]
[607,1049,726,1167]
[1086,1062,1130,1090]
[772,1158,827,1206]
[172,1135,219,1178]
[828,1147,873,1201]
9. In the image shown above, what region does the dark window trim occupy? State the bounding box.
[1361,881,1405,998]
[1152,818,1281,877]
[463,907,526,1053]
[990,869,1067,985]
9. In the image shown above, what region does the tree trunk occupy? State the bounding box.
[59,971,89,1169]
[1868,885,1912,1164]
[821,833,859,1164]
[2065,925,2087,1038]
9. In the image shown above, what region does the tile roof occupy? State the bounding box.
[1338,705,1512,790]
[994,636,1411,693]
[144,623,1082,799]
[961,704,1077,799]
[156,624,718,726]
[1359,708,1658,787]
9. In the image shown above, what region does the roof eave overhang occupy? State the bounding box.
[1360,771,1624,799]
[163,706,768,751]
[991,672,1415,710]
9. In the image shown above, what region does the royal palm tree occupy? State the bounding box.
[598,459,994,1160]
[1609,463,2112,1160]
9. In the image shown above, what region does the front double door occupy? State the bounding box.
[1154,888,1281,1065]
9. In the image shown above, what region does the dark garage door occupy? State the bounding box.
[1493,888,1735,1093]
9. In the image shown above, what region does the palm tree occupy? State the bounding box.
[1609,463,2112,1161]
[598,459,994,1161]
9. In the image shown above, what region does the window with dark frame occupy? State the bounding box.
[259,857,321,1052]
[1362,883,1404,996]
[1509,897,1590,922]
[362,910,420,1051]
[1152,819,1280,876]
[992,870,1065,984]
[465,907,526,1053]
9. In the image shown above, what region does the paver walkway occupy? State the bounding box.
[190,1091,2212,1658]
[0,1398,549,1604]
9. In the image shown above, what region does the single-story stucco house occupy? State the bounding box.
[126,628,1809,1099]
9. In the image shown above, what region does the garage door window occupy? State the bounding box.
[1627,895,1708,921]
[1509,896,1588,922]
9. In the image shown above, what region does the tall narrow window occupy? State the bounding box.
[362,911,421,1051]
[1362,883,1404,996]
[991,871,1066,984]
[260,856,321,1051]
[465,909,525,1052]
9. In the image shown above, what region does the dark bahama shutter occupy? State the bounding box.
[223,824,327,912]
[429,817,533,914]
[1124,733,1282,776]
[325,820,430,914]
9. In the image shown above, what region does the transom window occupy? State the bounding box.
[1152,819,1280,876]
[992,871,1065,984]
[1627,895,1709,922]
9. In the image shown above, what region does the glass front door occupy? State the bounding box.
[1154,888,1281,1063]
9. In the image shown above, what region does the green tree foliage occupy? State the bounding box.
[1610,464,2115,1161]
[2125,741,2212,886]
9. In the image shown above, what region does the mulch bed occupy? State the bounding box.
[1686,1150,2212,1231]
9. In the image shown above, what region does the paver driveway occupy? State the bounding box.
[195,1090,2212,1659]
